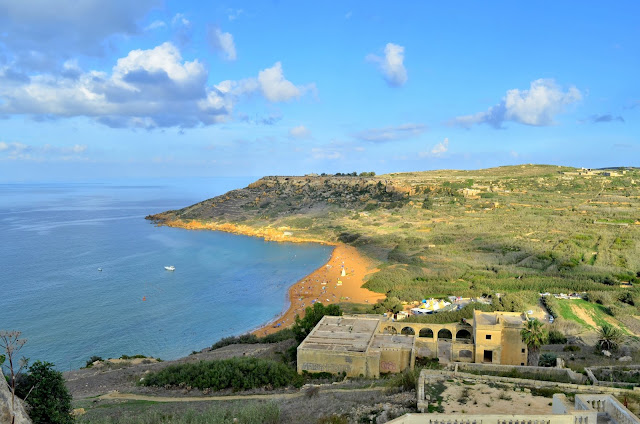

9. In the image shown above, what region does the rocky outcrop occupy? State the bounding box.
[0,369,32,424]
[147,175,412,224]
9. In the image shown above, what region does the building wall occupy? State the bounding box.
[500,326,528,365]
[378,348,413,374]
[297,348,380,378]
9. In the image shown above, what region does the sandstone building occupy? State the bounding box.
[297,310,528,378]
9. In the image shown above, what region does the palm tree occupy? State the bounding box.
[521,319,548,366]
[597,325,623,352]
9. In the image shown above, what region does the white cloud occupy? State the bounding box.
[289,125,311,139]
[258,62,305,102]
[453,79,582,128]
[208,27,237,61]
[419,138,449,158]
[145,20,166,31]
[353,123,426,142]
[0,44,314,128]
[172,13,190,27]
[227,9,244,21]
[0,141,88,161]
[431,138,449,156]
[311,147,343,160]
[367,43,407,87]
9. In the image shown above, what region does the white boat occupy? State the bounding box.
[164,266,175,271]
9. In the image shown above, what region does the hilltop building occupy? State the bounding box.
[297,310,528,378]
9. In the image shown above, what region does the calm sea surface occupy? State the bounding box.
[0,179,332,370]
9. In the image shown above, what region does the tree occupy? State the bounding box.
[292,302,342,342]
[596,325,624,352]
[16,361,73,424]
[0,330,27,424]
[520,319,548,366]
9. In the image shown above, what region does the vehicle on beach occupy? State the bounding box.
[164,266,175,271]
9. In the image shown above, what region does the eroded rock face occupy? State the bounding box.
[0,368,32,424]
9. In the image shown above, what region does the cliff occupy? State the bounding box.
[0,368,32,424]
[146,175,412,225]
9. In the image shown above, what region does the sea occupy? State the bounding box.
[0,178,333,371]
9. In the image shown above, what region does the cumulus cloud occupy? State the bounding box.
[366,43,408,87]
[353,123,426,142]
[0,0,158,68]
[289,125,311,139]
[258,62,309,102]
[418,138,449,158]
[0,44,313,129]
[208,26,237,61]
[453,79,582,129]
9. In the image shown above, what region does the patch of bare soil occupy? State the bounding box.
[440,382,552,414]
[570,303,597,328]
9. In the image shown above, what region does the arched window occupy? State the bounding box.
[437,329,452,340]
[401,327,415,335]
[456,329,472,340]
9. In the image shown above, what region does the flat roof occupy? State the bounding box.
[299,316,381,353]
[474,310,526,327]
[371,334,414,350]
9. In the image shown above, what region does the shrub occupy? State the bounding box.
[563,345,580,352]
[538,353,558,367]
[142,357,300,391]
[292,302,342,343]
[16,361,73,424]
[84,355,103,368]
[548,330,567,344]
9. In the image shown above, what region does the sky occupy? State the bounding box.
[0,1,639,181]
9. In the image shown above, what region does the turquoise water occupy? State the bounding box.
[0,179,332,370]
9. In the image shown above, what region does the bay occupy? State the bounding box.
[0,178,332,370]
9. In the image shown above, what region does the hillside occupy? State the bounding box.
[148,165,640,330]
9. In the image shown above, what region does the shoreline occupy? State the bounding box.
[154,218,386,336]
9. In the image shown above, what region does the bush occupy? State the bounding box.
[538,353,558,367]
[548,330,567,344]
[84,355,103,368]
[404,303,494,324]
[292,302,342,343]
[16,361,73,424]
[563,345,580,352]
[211,328,295,350]
[142,357,301,391]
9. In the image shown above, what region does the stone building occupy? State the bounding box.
[297,310,528,377]
[390,393,640,424]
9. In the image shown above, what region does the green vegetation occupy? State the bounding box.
[211,328,295,350]
[77,403,281,424]
[16,361,73,424]
[141,357,301,391]
[462,367,573,383]
[404,302,494,324]
[154,165,640,331]
[597,325,624,351]
[521,319,549,366]
[292,302,342,343]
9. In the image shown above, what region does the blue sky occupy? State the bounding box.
[0,1,638,181]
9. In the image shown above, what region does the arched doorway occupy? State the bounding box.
[456,329,472,341]
[437,329,452,340]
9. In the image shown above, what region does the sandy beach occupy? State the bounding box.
[253,244,386,336]
[155,219,386,336]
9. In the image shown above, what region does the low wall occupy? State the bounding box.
[452,362,586,384]
[388,413,573,424]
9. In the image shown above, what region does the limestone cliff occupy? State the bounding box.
[0,369,31,424]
